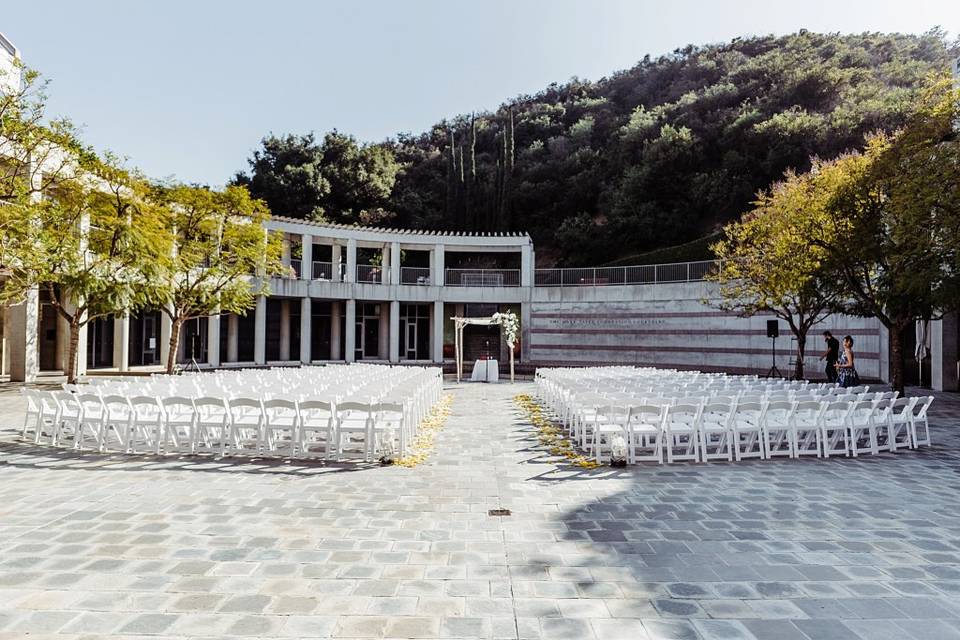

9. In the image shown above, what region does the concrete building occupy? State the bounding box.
[8,210,956,390]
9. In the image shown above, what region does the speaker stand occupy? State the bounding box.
[765,336,782,379]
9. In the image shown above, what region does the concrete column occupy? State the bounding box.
[2,306,11,376]
[381,244,391,285]
[379,303,389,360]
[932,312,959,391]
[331,301,342,360]
[113,314,130,371]
[344,299,356,362]
[227,314,239,362]
[521,245,534,288]
[300,297,312,363]
[75,310,88,377]
[390,241,401,285]
[301,234,313,280]
[280,234,291,266]
[345,238,357,283]
[332,244,343,283]
[7,287,39,382]
[432,245,445,287]
[159,309,173,369]
[520,303,532,363]
[279,299,291,361]
[254,295,267,365]
[432,300,444,364]
[389,300,400,362]
[207,313,221,367]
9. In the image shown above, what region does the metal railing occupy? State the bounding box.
[534,260,718,287]
[312,261,333,280]
[357,264,386,284]
[401,266,431,285]
[445,268,521,287]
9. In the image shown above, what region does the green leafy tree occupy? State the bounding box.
[710,169,836,380]
[813,78,960,393]
[0,155,168,382]
[236,131,399,224]
[233,133,330,220]
[153,184,282,374]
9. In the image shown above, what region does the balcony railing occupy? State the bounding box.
[356,264,386,284]
[534,260,718,287]
[312,261,333,280]
[401,266,431,285]
[288,259,302,279]
[445,268,520,287]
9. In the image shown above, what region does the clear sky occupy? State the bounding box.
[3,0,958,186]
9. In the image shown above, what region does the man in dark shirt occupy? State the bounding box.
[820,331,840,383]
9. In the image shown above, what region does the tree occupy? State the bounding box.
[710,169,836,380]
[233,133,330,220]
[153,184,281,374]
[0,155,168,382]
[813,78,960,393]
[235,131,399,225]
[0,61,85,206]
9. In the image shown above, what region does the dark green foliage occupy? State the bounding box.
[386,30,956,265]
[235,131,399,225]
[238,31,957,265]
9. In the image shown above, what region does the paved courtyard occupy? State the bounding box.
[1,381,960,639]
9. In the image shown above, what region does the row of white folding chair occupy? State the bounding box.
[576,395,934,465]
[24,391,415,461]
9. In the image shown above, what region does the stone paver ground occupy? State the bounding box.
[1,381,960,639]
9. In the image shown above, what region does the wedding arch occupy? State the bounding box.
[451,310,519,383]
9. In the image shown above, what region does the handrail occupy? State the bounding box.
[534,260,718,287]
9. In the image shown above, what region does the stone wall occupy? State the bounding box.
[527,282,883,380]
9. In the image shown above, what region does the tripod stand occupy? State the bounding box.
[765,335,782,379]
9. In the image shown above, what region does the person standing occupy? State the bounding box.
[820,331,840,383]
[836,335,861,388]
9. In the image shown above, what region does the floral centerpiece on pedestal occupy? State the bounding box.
[492,310,519,382]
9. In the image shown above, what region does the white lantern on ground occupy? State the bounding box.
[611,434,627,467]
[380,429,397,465]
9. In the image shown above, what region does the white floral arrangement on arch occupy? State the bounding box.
[493,310,519,348]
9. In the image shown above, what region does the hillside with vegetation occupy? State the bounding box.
[234,30,958,266]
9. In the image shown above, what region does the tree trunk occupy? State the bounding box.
[889,327,905,395]
[793,331,806,381]
[165,316,183,375]
[65,319,81,384]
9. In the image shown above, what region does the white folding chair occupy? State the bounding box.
[627,404,664,464]
[791,400,824,457]
[663,403,700,463]
[21,389,43,441]
[129,396,168,454]
[698,400,733,462]
[75,393,107,452]
[101,394,134,451]
[763,400,796,458]
[820,400,852,457]
[372,402,406,460]
[886,397,918,451]
[591,404,631,464]
[227,397,265,455]
[298,400,337,459]
[194,397,230,455]
[262,398,299,457]
[162,397,198,453]
[846,400,878,456]
[911,396,934,447]
[731,400,766,461]
[335,401,374,461]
